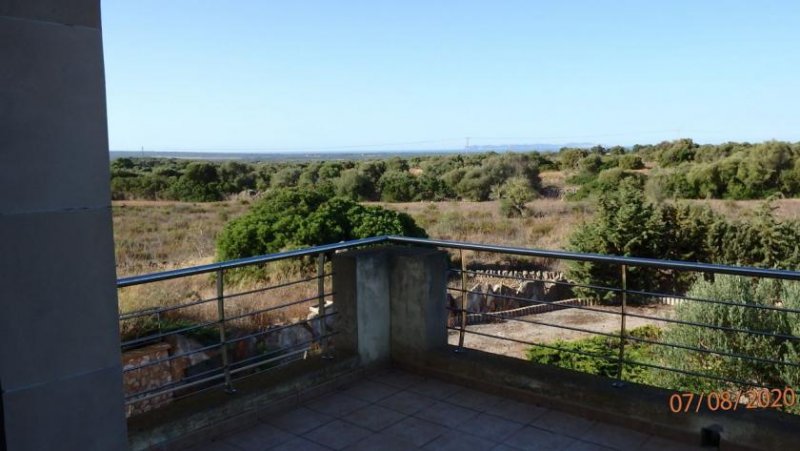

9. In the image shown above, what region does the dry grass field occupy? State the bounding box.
[113,195,800,333]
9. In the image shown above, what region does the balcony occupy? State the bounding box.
[117,236,800,450]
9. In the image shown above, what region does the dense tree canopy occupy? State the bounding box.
[216,189,427,260]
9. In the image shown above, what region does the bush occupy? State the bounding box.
[216,189,427,261]
[617,154,645,170]
[527,326,661,383]
[658,276,800,396]
[492,177,536,217]
[378,170,419,202]
[567,179,717,301]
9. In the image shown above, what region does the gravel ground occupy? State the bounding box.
[448,304,674,359]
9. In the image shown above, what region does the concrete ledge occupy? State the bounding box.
[394,346,800,451]
[127,353,364,450]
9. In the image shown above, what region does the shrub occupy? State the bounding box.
[216,189,427,261]
[617,154,645,170]
[567,179,716,301]
[527,326,662,383]
[658,275,800,395]
[378,170,419,202]
[492,177,537,217]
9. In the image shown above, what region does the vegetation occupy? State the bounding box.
[659,275,800,394]
[216,189,427,261]
[110,152,542,203]
[528,277,800,414]
[527,325,662,383]
[567,179,800,302]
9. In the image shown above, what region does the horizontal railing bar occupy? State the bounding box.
[228,332,337,371]
[222,293,333,323]
[117,236,387,287]
[624,287,800,315]
[448,270,623,295]
[222,274,331,302]
[622,311,800,341]
[225,312,338,346]
[451,268,589,290]
[620,356,784,391]
[447,287,622,318]
[120,296,219,321]
[623,334,800,369]
[390,236,800,281]
[451,327,615,361]
[473,311,623,339]
[125,368,225,404]
[125,332,339,404]
[122,342,224,373]
[453,327,785,390]
[121,319,219,349]
[125,362,225,402]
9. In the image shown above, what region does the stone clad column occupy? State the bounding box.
[0,1,128,449]
[332,246,449,366]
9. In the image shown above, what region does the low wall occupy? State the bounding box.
[122,343,175,418]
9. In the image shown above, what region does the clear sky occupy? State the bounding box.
[102,1,800,152]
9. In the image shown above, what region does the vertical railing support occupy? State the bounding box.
[614,264,628,387]
[318,252,333,359]
[217,269,235,393]
[456,250,468,352]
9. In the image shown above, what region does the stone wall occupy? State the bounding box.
[122,343,174,418]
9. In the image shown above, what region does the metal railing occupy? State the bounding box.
[411,237,800,401]
[118,235,800,415]
[117,237,391,414]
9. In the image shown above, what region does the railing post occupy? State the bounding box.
[456,249,468,352]
[318,252,333,359]
[614,264,628,386]
[217,269,235,393]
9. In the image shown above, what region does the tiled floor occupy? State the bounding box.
[191,369,702,451]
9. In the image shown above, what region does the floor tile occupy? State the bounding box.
[444,388,504,412]
[563,440,615,450]
[530,410,595,438]
[186,440,241,451]
[304,392,369,418]
[383,416,448,447]
[266,406,333,435]
[455,412,525,442]
[579,422,649,449]
[342,380,400,403]
[367,369,426,389]
[304,419,372,450]
[423,430,498,451]
[221,422,293,450]
[503,426,577,450]
[344,431,421,451]
[378,389,438,415]
[409,378,464,400]
[415,400,480,428]
[268,436,332,451]
[341,403,407,432]
[484,400,549,425]
[640,436,705,450]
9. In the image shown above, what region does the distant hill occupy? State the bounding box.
[109,144,593,161]
[465,143,596,152]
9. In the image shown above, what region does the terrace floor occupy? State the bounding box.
[190,369,703,451]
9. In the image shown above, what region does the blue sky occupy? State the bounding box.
[102,1,800,151]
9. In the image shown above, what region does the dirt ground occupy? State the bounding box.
[448,303,674,359]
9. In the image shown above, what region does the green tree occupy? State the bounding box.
[334,169,375,200]
[166,162,223,201]
[378,170,419,202]
[216,189,427,261]
[492,177,537,217]
[658,276,800,394]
